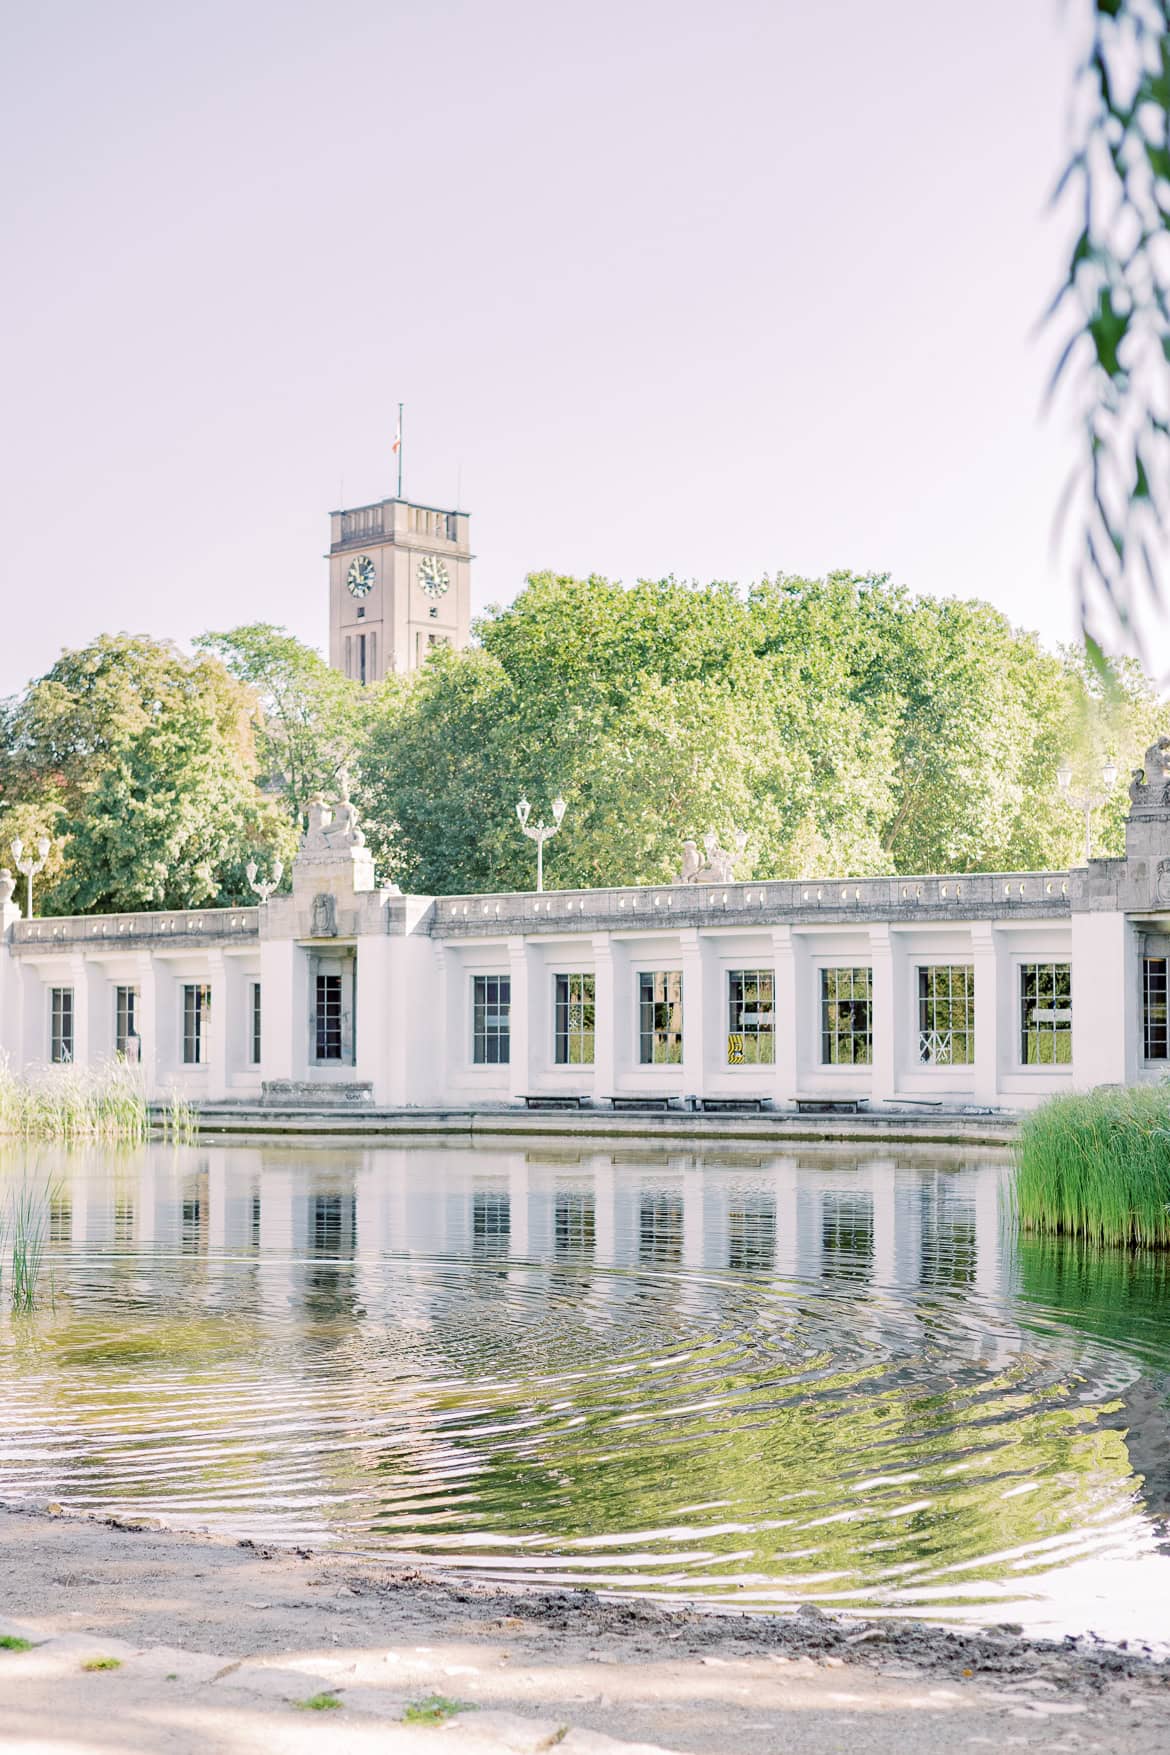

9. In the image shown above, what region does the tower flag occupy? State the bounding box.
[393,403,403,498]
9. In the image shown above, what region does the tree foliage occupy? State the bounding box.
[355,572,1162,896]
[0,634,292,913]
[1051,1,1170,666]
[196,623,374,830]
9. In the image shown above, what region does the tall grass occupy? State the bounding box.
[0,1056,196,1143]
[1014,1087,1170,1248]
[0,1180,56,1311]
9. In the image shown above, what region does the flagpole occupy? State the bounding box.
[396,402,404,499]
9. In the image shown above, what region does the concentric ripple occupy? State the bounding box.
[1,1141,1168,1643]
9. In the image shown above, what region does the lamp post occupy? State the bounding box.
[516,795,566,892]
[11,835,50,920]
[1057,757,1119,862]
[246,858,284,903]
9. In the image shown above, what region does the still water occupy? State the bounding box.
[1,1141,1169,1644]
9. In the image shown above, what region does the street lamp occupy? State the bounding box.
[246,857,284,903]
[1057,757,1119,862]
[516,795,566,893]
[10,835,50,920]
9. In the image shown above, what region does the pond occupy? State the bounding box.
[1,1140,1168,1645]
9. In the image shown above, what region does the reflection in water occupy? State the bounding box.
[1,1139,1169,1646]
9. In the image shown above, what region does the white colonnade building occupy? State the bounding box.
[3,742,1170,1116]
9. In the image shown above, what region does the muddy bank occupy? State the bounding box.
[2,1501,1169,1755]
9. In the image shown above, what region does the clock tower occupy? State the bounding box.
[327,496,472,683]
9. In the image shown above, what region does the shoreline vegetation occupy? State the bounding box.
[1015,1087,1170,1249]
[0,1059,195,1144]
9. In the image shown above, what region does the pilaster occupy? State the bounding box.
[204,949,228,1099]
[506,935,531,1101]
[771,927,798,1105]
[679,928,704,1095]
[868,925,896,1103]
[970,923,1002,1105]
[591,934,616,1096]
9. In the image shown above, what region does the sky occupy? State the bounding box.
[0,0,1088,698]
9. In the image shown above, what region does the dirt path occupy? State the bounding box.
[1,1504,1168,1754]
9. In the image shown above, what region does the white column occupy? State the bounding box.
[506,936,531,1101]
[772,927,798,1105]
[970,924,1002,1105]
[204,949,228,1100]
[66,954,90,1069]
[679,928,704,1097]
[356,933,393,1103]
[1070,910,1134,1088]
[592,935,616,1098]
[868,926,896,1103]
[258,936,301,1086]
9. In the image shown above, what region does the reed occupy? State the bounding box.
[1014,1087,1170,1248]
[0,1057,195,1143]
[0,1179,56,1311]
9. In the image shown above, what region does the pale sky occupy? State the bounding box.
[0,0,1085,698]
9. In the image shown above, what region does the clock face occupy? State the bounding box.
[418,554,450,599]
[347,555,376,597]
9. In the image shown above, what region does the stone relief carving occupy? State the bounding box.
[1157,858,1170,905]
[310,892,338,937]
[0,869,14,908]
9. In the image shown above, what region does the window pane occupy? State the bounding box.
[917,965,975,1064]
[554,972,595,1065]
[1020,963,1072,1065]
[183,984,210,1065]
[316,973,342,1059]
[727,968,774,1065]
[50,987,74,1064]
[1144,957,1168,1061]
[819,967,872,1064]
[251,982,262,1064]
[638,971,683,1064]
[473,974,511,1064]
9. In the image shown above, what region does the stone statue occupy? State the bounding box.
[310,892,338,937]
[0,869,14,909]
[675,830,748,885]
[300,784,365,853]
[1128,735,1170,808]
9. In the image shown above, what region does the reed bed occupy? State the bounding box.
[0,1057,195,1142]
[1014,1087,1170,1248]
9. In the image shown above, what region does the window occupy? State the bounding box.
[555,1191,596,1255]
[316,973,342,1060]
[917,965,975,1064]
[358,633,367,685]
[49,986,74,1063]
[472,974,510,1064]
[1020,963,1072,1064]
[554,973,595,1064]
[250,981,262,1065]
[727,1197,776,1271]
[182,984,211,1065]
[727,969,774,1064]
[820,967,872,1064]
[114,985,138,1057]
[638,971,683,1064]
[1144,956,1168,1061]
[472,1190,510,1255]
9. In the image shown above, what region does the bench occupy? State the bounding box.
[606,1095,684,1112]
[791,1096,869,1114]
[892,1096,943,1110]
[521,1094,591,1110]
[697,1096,771,1113]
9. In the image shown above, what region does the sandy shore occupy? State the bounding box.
[1,1504,1169,1754]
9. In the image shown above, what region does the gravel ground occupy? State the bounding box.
[1,1502,1169,1754]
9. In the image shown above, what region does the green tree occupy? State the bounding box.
[356,570,1162,895]
[196,623,373,831]
[3,634,291,914]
